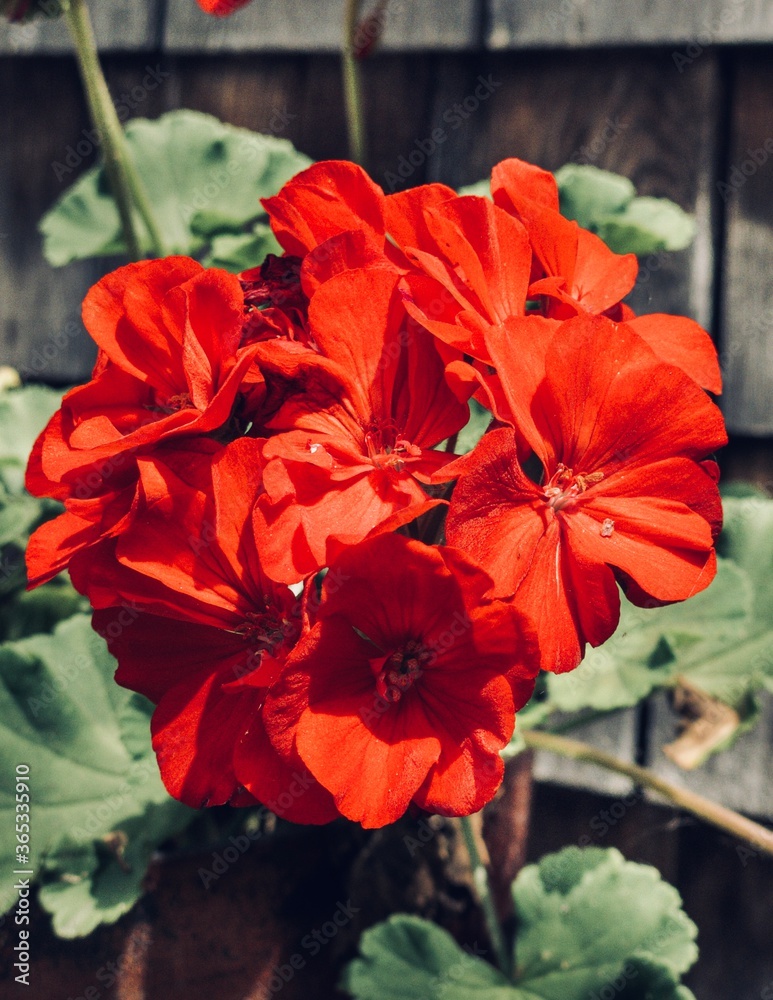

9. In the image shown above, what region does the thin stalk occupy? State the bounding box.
[65,0,166,258]
[458,815,511,977]
[523,729,773,858]
[342,0,367,165]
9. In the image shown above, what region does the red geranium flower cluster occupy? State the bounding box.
[26,157,726,829]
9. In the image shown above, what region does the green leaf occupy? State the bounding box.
[546,556,753,714]
[511,847,698,998]
[555,164,636,231]
[40,110,311,266]
[0,614,193,933]
[457,178,492,199]
[0,384,64,494]
[595,197,696,256]
[456,399,493,455]
[670,493,773,706]
[0,580,88,641]
[342,848,697,1000]
[200,221,282,273]
[341,914,512,999]
[38,798,190,938]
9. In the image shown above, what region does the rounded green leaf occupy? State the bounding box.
[40,110,311,266]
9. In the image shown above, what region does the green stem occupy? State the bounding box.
[523,729,773,858]
[458,815,511,977]
[342,0,367,165]
[65,0,165,259]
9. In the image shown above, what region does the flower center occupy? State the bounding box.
[374,640,431,703]
[543,463,604,512]
[235,609,292,654]
[145,391,194,417]
[364,419,422,473]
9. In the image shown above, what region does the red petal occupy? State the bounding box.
[151,668,264,808]
[491,158,560,213]
[263,160,386,257]
[626,314,722,394]
[234,718,340,824]
[529,314,727,473]
[566,464,717,602]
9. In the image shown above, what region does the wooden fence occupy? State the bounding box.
[1,3,772,998]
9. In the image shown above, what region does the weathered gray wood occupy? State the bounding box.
[645,691,773,820]
[0,58,170,384]
[163,0,479,53]
[720,54,773,435]
[426,50,720,328]
[533,711,638,797]
[0,1,163,54]
[488,0,773,48]
[165,52,438,192]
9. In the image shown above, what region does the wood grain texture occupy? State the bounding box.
[487,0,771,49]
[532,711,638,797]
[163,0,480,53]
[644,691,773,820]
[0,57,170,384]
[426,49,720,325]
[0,1,162,54]
[163,52,438,186]
[720,54,773,434]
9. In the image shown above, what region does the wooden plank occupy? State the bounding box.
[166,52,438,187]
[426,50,719,326]
[720,53,773,435]
[0,1,163,54]
[645,691,773,819]
[533,711,639,797]
[163,0,479,53]
[0,51,436,383]
[0,56,170,385]
[487,0,773,48]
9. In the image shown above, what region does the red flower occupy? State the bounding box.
[196,0,252,15]
[399,159,720,395]
[254,267,468,583]
[491,158,721,392]
[25,258,259,585]
[238,533,538,828]
[262,160,457,276]
[492,158,639,319]
[87,439,339,820]
[446,314,727,673]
